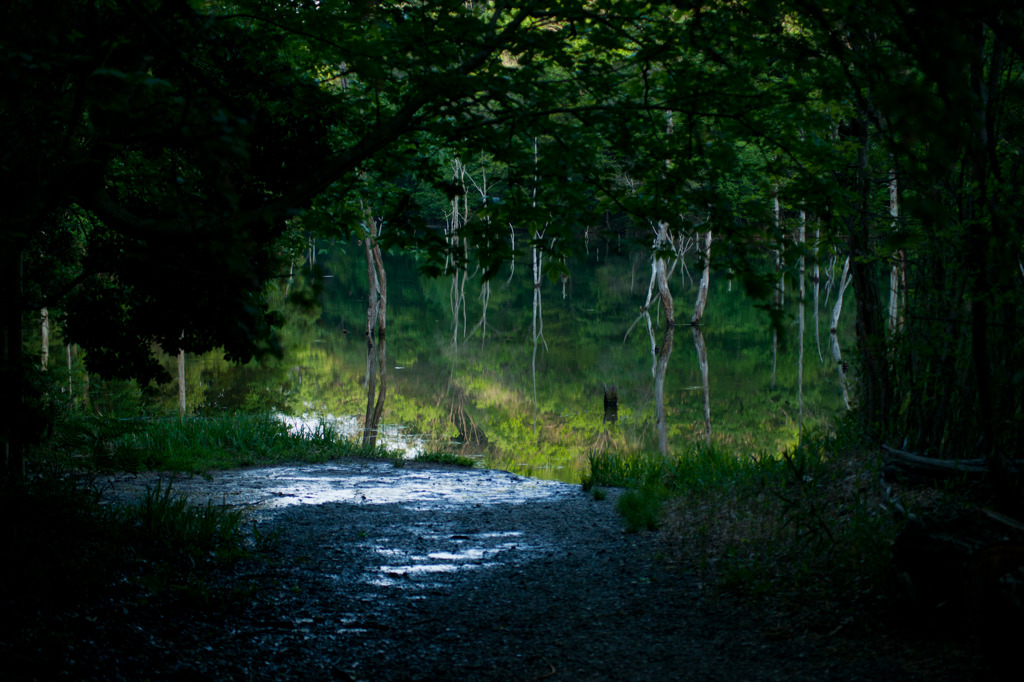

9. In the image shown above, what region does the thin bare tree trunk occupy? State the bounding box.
[177,347,186,418]
[506,226,516,285]
[464,162,492,347]
[626,225,678,457]
[447,193,463,347]
[369,244,387,439]
[625,223,677,340]
[771,188,782,389]
[798,210,806,442]
[363,245,380,446]
[654,221,676,327]
[831,256,853,410]
[690,230,712,324]
[814,224,823,364]
[531,239,546,434]
[888,168,904,335]
[654,325,675,456]
[40,308,49,371]
[362,213,387,448]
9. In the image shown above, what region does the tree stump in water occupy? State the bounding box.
[602,383,618,424]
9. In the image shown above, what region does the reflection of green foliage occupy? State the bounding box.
[127,239,854,483]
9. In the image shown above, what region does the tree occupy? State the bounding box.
[652,1,1023,503]
[0,0,641,483]
[7,0,1020,502]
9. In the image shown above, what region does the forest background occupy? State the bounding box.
[3,3,1024,671]
[3,0,1023,524]
[4,0,1021,494]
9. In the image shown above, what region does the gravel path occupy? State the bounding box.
[24,461,978,681]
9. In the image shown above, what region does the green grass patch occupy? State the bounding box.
[585,443,765,532]
[118,481,246,561]
[415,450,479,468]
[3,476,252,614]
[38,411,397,473]
[585,427,909,613]
[584,442,761,492]
[617,486,664,532]
[583,450,669,490]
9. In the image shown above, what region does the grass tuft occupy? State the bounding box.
[3,476,251,616]
[118,480,246,561]
[38,411,397,473]
[415,450,478,467]
[617,487,663,531]
[586,427,909,616]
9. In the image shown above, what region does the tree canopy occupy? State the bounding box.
[3,0,1023,494]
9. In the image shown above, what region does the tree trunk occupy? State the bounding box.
[814,225,823,364]
[771,188,782,389]
[798,210,806,442]
[177,347,186,418]
[40,308,49,371]
[506,226,516,284]
[362,213,387,448]
[654,221,675,327]
[690,230,712,325]
[848,116,891,435]
[831,256,853,410]
[447,193,463,347]
[888,168,901,335]
[369,243,387,440]
[531,240,545,434]
[964,23,1014,498]
[624,224,677,341]
[654,325,675,456]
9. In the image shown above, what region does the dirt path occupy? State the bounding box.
[32,462,975,680]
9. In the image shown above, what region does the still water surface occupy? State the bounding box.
[189,242,853,483]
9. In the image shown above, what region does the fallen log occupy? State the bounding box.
[881,445,1023,483]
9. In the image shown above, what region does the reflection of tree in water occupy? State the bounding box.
[591,426,617,458]
[692,325,711,446]
[435,382,488,453]
[653,324,675,456]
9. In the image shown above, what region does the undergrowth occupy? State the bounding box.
[34,411,398,473]
[414,450,479,468]
[3,475,252,614]
[585,424,909,610]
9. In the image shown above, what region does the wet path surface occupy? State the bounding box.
[94,462,902,681]
[103,460,570,510]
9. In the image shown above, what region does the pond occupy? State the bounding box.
[179,239,855,483]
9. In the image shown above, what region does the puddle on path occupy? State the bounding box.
[100,460,572,510]
[100,461,583,591]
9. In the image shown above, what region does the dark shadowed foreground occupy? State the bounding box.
[7,462,993,681]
